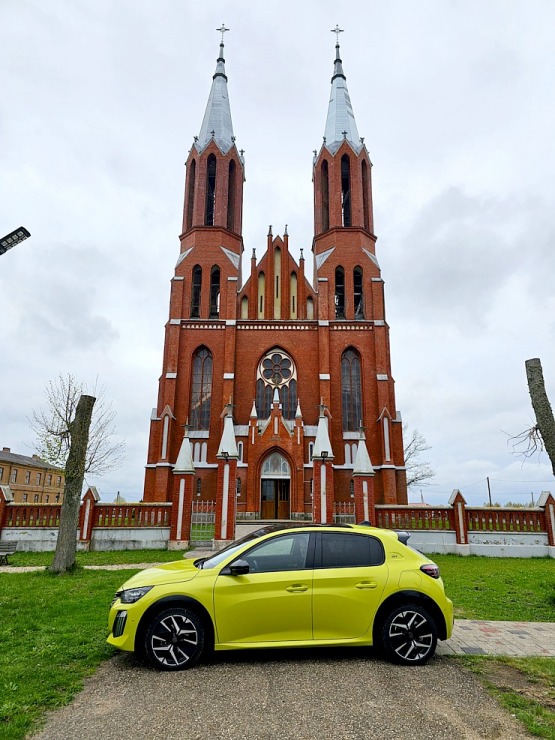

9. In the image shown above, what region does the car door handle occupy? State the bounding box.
[286,584,308,592]
[355,581,378,589]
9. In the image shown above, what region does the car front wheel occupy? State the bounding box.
[144,607,205,670]
[381,604,437,665]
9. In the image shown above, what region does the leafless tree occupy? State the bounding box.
[403,426,436,489]
[509,358,555,476]
[30,374,125,573]
[31,373,125,475]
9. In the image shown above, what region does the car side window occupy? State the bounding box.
[319,533,384,568]
[241,533,311,573]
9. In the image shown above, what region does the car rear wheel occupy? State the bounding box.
[381,604,437,665]
[144,607,205,670]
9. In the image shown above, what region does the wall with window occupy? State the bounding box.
[0,448,65,504]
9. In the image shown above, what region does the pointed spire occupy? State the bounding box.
[217,406,238,458]
[173,424,195,473]
[197,30,235,154]
[324,31,361,155]
[353,426,374,475]
[313,405,334,459]
[295,400,303,419]
[250,400,258,418]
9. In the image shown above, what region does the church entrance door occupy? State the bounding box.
[260,451,291,520]
[261,479,290,519]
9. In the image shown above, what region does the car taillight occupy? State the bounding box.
[420,563,440,579]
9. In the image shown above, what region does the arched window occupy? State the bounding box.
[341,154,351,227]
[204,154,217,226]
[361,160,369,231]
[261,452,291,477]
[209,266,220,319]
[190,347,213,430]
[227,160,236,232]
[349,479,355,498]
[335,266,345,319]
[309,442,314,462]
[256,348,297,419]
[196,478,202,496]
[274,247,281,319]
[354,266,364,319]
[341,349,362,431]
[237,441,243,462]
[190,265,202,318]
[307,296,314,320]
[321,160,329,232]
[186,159,196,231]
[241,295,248,318]
[258,272,265,318]
[236,477,241,496]
[290,272,297,318]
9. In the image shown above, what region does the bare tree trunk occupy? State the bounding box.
[50,394,96,574]
[525,358,555,476]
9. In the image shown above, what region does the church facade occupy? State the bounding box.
[143,34,407,539]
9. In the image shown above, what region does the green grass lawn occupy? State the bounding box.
[433,554,555,622]
[0,569,134,740]
[1,554,554,739]
[8,548,187,567]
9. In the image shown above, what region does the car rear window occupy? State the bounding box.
[318,532,385,568]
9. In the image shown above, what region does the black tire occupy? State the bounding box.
[144,607,205,670]
[380,604,437,666]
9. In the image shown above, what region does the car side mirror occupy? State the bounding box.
[220,558,250,576]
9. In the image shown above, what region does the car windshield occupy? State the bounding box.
[197,525,304,569]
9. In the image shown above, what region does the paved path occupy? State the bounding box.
[3,563,554,657]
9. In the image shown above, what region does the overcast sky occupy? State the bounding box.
[2,0,554,506]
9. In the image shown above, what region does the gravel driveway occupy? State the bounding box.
[31,648,531,740]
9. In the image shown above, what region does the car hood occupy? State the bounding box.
[120,558,200,589]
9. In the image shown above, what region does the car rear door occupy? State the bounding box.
[213,531,314,644]
[312,531,388,640]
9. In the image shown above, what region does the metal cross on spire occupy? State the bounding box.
[330,24,344,43]
[216,23,230,43]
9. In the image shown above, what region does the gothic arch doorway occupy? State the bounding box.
[260,451,290,519]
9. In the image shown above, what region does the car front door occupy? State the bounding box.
[312,532,388,640]
[213,531,313,644]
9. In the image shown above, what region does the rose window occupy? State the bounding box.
[256,349,297,419]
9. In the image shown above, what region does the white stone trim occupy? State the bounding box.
[220,246,240,270]
[315,247,335,270]
[165,372,178,379]
[362,248,380,268]
[172,276,184,281]
[169,319,181,325]
[371,277,382,282]
[318,320,329,327]
[225,320,236,326]
[374,320,385,326]
[319,373,331,380]
[377,374,388,380]
[176,248,194,267]
[223,373,235,379]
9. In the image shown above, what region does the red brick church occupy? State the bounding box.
[143,31,407,542]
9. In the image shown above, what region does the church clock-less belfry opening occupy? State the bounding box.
[143,27,408,543]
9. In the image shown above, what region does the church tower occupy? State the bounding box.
[311,30,406,505]
[143,32,245,502]
[143,30,407,523]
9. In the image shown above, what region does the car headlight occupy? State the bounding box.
[119,586,153,604]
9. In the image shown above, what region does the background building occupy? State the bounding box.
[0,447,65,504]
[143,36,407,527]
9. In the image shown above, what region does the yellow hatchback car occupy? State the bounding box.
[108,523,453,670]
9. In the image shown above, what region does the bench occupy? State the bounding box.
[0,541,17,565]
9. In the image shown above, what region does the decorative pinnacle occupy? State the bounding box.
[331,25,344,43]
[216,24,229,43]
